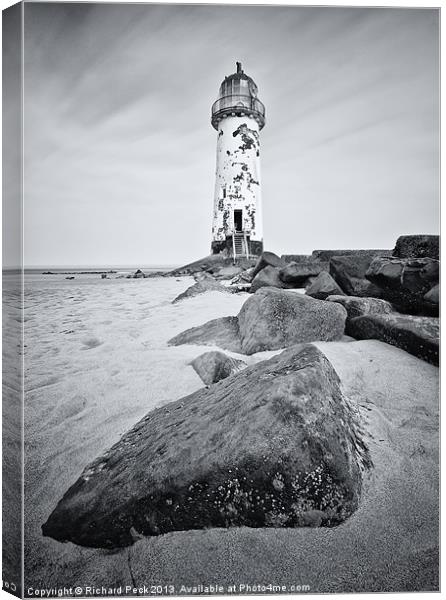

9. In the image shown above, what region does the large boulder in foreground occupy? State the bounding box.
[365,256,439,313]
[306,272,345,300]
[190,351,246,385]
[251,251,285,278]
[329,254,384,297]
[279,261,327,286]
[168,317,242,353]
[250,265,292,293]
[393,235,439,260]
[238,288,347,355]
[42,345,370,549]
[348,313,439,365]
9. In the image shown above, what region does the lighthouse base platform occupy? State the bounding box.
[211,237,263,258]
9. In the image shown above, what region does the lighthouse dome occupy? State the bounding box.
[211,62,265,131]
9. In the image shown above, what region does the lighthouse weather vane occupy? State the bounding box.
[210,62,265,259]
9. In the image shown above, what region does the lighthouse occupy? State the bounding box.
[210,62,265,258]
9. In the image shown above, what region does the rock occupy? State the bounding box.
[133,269,145,279]
[306,272,345,300]
[327,296,394,320]
[424,284,439,307]
[42,345,370,548]
[168,316,242,353]
[279,261,327,286]
[172,276,227,303]
[348,313,439,365]
[194,271,215,282]
[101,273,107,279]
[213,266,244,280]
[239,267,255,282]
[329,255,384,297]
[281,254,312,264]
[393,235,439,260]
[250,265,293,293]
[229,283,252,293]
[327,296,395,336]
[365,256,439,313]
[190,351,246,385]
[238,288,347,355]
[312,249,391,262]
[170,254,256,277]
[228,268,255,287]
[251,251,285,278]
[304,277,316,289]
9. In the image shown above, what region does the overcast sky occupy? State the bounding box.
[21,3,439,267]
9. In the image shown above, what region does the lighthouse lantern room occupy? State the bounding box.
[210,62,265,258]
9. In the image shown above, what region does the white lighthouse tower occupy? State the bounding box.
[210,62,265,257]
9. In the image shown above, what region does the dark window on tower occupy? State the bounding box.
[222,187,226,198]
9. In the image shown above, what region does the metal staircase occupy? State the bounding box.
[232,232,249,258]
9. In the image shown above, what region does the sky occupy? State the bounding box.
[17,3,439,267]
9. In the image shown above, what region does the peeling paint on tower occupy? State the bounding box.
[210,62,265,257]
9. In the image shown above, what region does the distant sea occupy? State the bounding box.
[3,265,179,275]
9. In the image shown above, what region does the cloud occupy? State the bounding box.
[20,4,439,266]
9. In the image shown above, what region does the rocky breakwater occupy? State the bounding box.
[245,249,391,297]
[321,235,440,365]
[42,345,370,548]
[169,287,347,355]
[237,236,439,366]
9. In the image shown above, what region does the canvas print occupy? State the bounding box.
[2,2,439,597]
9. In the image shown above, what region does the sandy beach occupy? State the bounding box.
[22,273,438,593]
